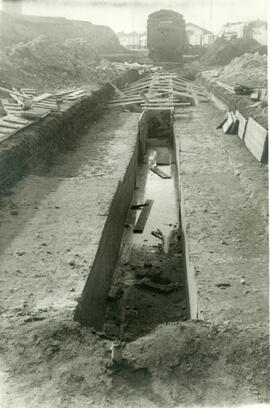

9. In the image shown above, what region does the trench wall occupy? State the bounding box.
[74,140,139,328]
[173,120,198,320]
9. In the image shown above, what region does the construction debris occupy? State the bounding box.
[111,61,159,74]
[136,277,177,293]
[109,71,207,112]
[133,199,154,234]
[219,111,239,135]
[130,203,149,210]
[0,86,87,143]
[150,165,171,179]
[201,37,266,65]
[0,14,124,90]
[0,114,32,143]
[218,52,267,89]
[215,81,255,96]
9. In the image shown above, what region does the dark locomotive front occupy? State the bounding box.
[147,9,186,62]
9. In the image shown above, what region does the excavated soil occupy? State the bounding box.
[218,52,267,88]
[0,12,124,91]
[201,37,266,66]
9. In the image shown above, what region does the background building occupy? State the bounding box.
[117,31,147,49]
[219,20,267,45]
[185,23,215,46]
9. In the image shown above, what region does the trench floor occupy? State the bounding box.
[104,146,187,342]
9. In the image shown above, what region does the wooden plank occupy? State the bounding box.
[10,92,24,104]
[67,94,85,100]
[109,100,143,107]
[0,122,21,129]
[235,110,247,140]
[222,112,234,134]
[110,97,143,103]
[151,166,171,179]
[244,117,268,162]
[133,199,154,233]
[126,80,151,87]
[20,109,50,119]
[55,88,76,97]
[112,97,177,103]
[230,111,239,134]
[3,107,22,111]
[33,93,53,102]
[33,104,58,109]
[156,147,171,165]
[3,115,30,125]
[250,90,260,101]
[32,104,57,110]
[0,127,11,134]
[159,88,195,101]
[143,103,190,107]
[124,83,151,92]
[144,107,173,111]
[20,88,35,92]
[1,102,22,107]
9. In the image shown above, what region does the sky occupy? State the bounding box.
[0,0,268,34]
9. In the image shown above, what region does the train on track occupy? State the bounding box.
[147,9,186,63]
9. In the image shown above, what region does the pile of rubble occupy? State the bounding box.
[0,35,121,91]
[0,12,126,91]
[111,61,159,74]
[201,37,266,66]
[218,52,267,88]
[0,86,87,143]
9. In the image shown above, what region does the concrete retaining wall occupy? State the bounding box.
[173,120,199,320]
[74,140,139,328]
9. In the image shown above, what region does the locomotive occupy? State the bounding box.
[147,9,186,62]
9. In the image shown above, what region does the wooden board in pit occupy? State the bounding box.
[235,110,247,141]
[244,117,268,162]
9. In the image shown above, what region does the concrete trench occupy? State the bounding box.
[0,76,193,334]
[74,108,189,334]
[1,72,266,342]
[100,111,189,340]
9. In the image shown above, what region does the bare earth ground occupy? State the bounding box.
[0,99,269,407]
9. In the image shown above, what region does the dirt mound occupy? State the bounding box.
[0,12,124,90]
[0,36,119,90]
[218,52,267,88]
[0,12,122,52]
[201,36,266,65]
